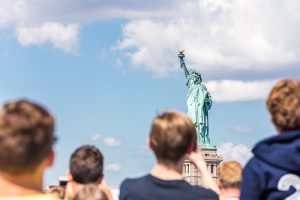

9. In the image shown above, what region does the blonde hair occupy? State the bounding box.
[218,161,242,189]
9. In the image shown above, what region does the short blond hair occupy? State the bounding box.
[218,161,242,189]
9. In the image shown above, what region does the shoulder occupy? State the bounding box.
[243,156,266,182]
[120,175,149,196]
[240,157,266,199]
[244,156,265,175]
[120,175,155,200]
[188,184,218,199]
[121,175,148,189]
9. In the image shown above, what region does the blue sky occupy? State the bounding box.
[0,0,300,190]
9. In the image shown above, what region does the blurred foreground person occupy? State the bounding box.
[64,145,112,200]
[0,100,57,199]
[120,111,218,200]
[218,161,242,200]
[241,79,300,200]
[74,184,108,200]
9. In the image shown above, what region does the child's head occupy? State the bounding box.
[70,145,104,184]
[218,161,243,190]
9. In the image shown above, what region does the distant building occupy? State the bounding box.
[183,147,223,185]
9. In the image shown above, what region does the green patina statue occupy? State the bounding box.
[178,50,214,148]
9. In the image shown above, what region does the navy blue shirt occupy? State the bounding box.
[120,174,218,200]
[241,130,300,200]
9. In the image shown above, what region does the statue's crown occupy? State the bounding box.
[190,70,202,79]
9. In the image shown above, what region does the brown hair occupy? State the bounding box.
[70,145,104,184]
[149,111,197,164]
[266,79,300,132]
[74,184,108,200]
[218,161,242,189]
[0,99,55,174]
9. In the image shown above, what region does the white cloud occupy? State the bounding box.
[103,137,121,147]
[2,0,300,71]
[91,133,102,141]
[0,0,28,27]
[105,163,122,173]
[206,79,275,102]
[90,134,122,147]
[0,0,177,27]
[117,0,300,77]
[218,143,253,166]
[0,1,175,53]
[232,126,254,133]
[15,22,80,53]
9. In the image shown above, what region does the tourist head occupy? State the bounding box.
[69,145,104,184]
[218,161,242,190]
[149,110,197,165]
[73,184,108,200]
[0,99,55,175]
[266,79,300,133]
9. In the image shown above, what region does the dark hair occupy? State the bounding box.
[0,99,55,174]
[70,145,104,184]
[149,111,197,164]
[74,184,108,200]
[267,79,300,132]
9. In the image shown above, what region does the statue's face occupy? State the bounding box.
[197,77,202,84]
[187,74,202,86]
[191,76,201,84]
[188,77,197,86]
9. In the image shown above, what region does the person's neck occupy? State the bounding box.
[0,171,43,196]
[150,160,184,180]
[220,188,240,199]
[65,180,100,200]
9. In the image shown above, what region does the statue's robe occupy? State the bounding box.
[186,77,212,143]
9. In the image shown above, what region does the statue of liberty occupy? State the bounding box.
[178,49,213,147]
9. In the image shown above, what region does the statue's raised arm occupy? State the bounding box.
[178,49,190,78]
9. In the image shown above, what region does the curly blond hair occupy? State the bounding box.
[267,79,300,132]
[218,161,242,189]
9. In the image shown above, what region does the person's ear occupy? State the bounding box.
[98,175,103,184]
[186,143,196,154]
[46,148,55,167]
[217,181,223,190]
[148,138,153,150]
[67,171,73,181]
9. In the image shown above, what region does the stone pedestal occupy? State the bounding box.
[183,147,223,185]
